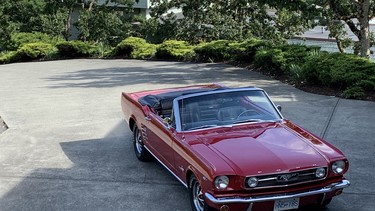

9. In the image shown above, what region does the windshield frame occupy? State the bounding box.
[172,87,283,132]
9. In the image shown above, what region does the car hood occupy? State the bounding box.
[194,123,329,176]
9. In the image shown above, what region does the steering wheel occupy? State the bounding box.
[237,109,258,120]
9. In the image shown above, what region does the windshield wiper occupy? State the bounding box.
[187,124,218,131]
[233,119,278,124]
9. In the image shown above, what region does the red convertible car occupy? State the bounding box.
[121,84,350,211]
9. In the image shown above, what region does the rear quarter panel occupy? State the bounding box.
[121,92,145,130]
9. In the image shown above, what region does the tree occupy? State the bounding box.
[149,0,314,44]
[75,0,136,45]
[263,0,375,58]
[324,0,373,58]
[0,0,47,50]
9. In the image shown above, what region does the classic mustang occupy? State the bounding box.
[121,84,350,211]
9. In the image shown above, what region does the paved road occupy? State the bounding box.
[0,59,374,211]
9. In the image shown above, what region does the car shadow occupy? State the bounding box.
[0,121,189,210]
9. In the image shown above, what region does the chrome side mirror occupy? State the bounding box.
[276,105,282,112]
[163,117,172,128]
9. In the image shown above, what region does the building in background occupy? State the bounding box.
[69,0,180,39]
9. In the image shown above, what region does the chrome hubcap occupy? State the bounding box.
[192,180,204,211]
[135,129,143,154]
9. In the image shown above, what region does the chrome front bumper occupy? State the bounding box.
[205,179,350,204]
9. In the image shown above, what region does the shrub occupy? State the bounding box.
[132,44,158,59]
[9,32,63,50]
[289,64,304,82]
[251,44,322,77]
[194,40,239,62]
[113,37,147,57]
[236,38,273,62]
[342,87,365,99]
[0,51,19,64]
[281,45,320,67]
[300,52,375,96]
[357,79,375,91]
[113,37,157,59]
[56,41,95,57]
[253,48,286,75]
[16,42,55,61]
[155,40,194,61]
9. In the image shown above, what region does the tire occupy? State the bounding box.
[133,124,152,162]
[188,175,216,211]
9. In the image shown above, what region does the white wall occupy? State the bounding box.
[96,0,149,8]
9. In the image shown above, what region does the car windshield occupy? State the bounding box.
[176,89,282,131]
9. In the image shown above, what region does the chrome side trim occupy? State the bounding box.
[205,179,350,204]
[144,146,188,188]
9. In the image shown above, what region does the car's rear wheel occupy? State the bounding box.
[133,124,151,162]
[189,175,215,211]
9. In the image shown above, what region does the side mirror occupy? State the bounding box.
[163,117,172,128]
[276,105,282,112]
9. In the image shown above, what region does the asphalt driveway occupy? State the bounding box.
[0,59,374,211]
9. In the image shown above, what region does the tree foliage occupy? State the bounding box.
[263,0,375,58]
[148,0,314,44]
[75,0,136,45]
[1,0,374,59]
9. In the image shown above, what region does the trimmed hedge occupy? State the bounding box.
[56,41,95,57]
[113,37,157,59]
[194,39,274,63]
[237,39,274,61]
[0,51,19,64]
[194,40,238,62]
[254,48,286,75]
[300,52,375,98]
[155,40,194,61]
[16,42,55,61]
[1,35,373,100]
[253,44,321,76]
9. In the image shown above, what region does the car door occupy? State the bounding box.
[143,111,177,171]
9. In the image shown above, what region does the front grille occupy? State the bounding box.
[244,167,327,189]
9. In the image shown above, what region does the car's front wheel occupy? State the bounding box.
[188,175,215,211]
[133,124,152,162]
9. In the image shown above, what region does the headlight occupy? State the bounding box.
[315,167,326,178]
[214,176,229,190]
[247,177,258,188]
[332,160,346,174]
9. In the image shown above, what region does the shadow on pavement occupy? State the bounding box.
[0,121,188,211]
[43,62,261,89]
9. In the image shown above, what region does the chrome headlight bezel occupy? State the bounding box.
[247,176,258,188]
[214,176,229,190]
[332,160,346,174]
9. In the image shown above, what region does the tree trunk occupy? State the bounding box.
[335,38,346,53]
[359,0,370,58]
[64,7,73,40]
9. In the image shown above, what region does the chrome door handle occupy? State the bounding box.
[145,116,151,121]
